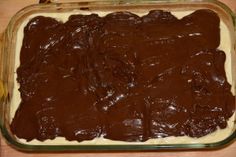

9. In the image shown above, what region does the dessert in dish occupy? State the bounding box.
[10,9,235,144]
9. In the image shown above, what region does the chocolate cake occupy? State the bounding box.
[11,9,235,142]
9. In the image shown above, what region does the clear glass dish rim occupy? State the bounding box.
[0,0,236,151]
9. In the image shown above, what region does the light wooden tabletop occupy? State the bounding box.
[0,0,236,156]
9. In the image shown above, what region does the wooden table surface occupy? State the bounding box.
[0,0,236,156]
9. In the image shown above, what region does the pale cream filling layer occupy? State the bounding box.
[11,10,235,145]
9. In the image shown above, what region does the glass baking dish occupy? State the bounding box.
[0,0,236,151]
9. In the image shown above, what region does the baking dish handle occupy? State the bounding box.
[0,32,6,130]
[39,0,130,4]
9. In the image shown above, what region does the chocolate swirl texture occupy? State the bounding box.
[11,9,235,142]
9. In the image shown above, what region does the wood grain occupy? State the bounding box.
[0,0,236,156]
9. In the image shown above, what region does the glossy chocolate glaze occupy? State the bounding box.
[11,9,235,142]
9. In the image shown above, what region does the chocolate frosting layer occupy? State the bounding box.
[11,9,235,142]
